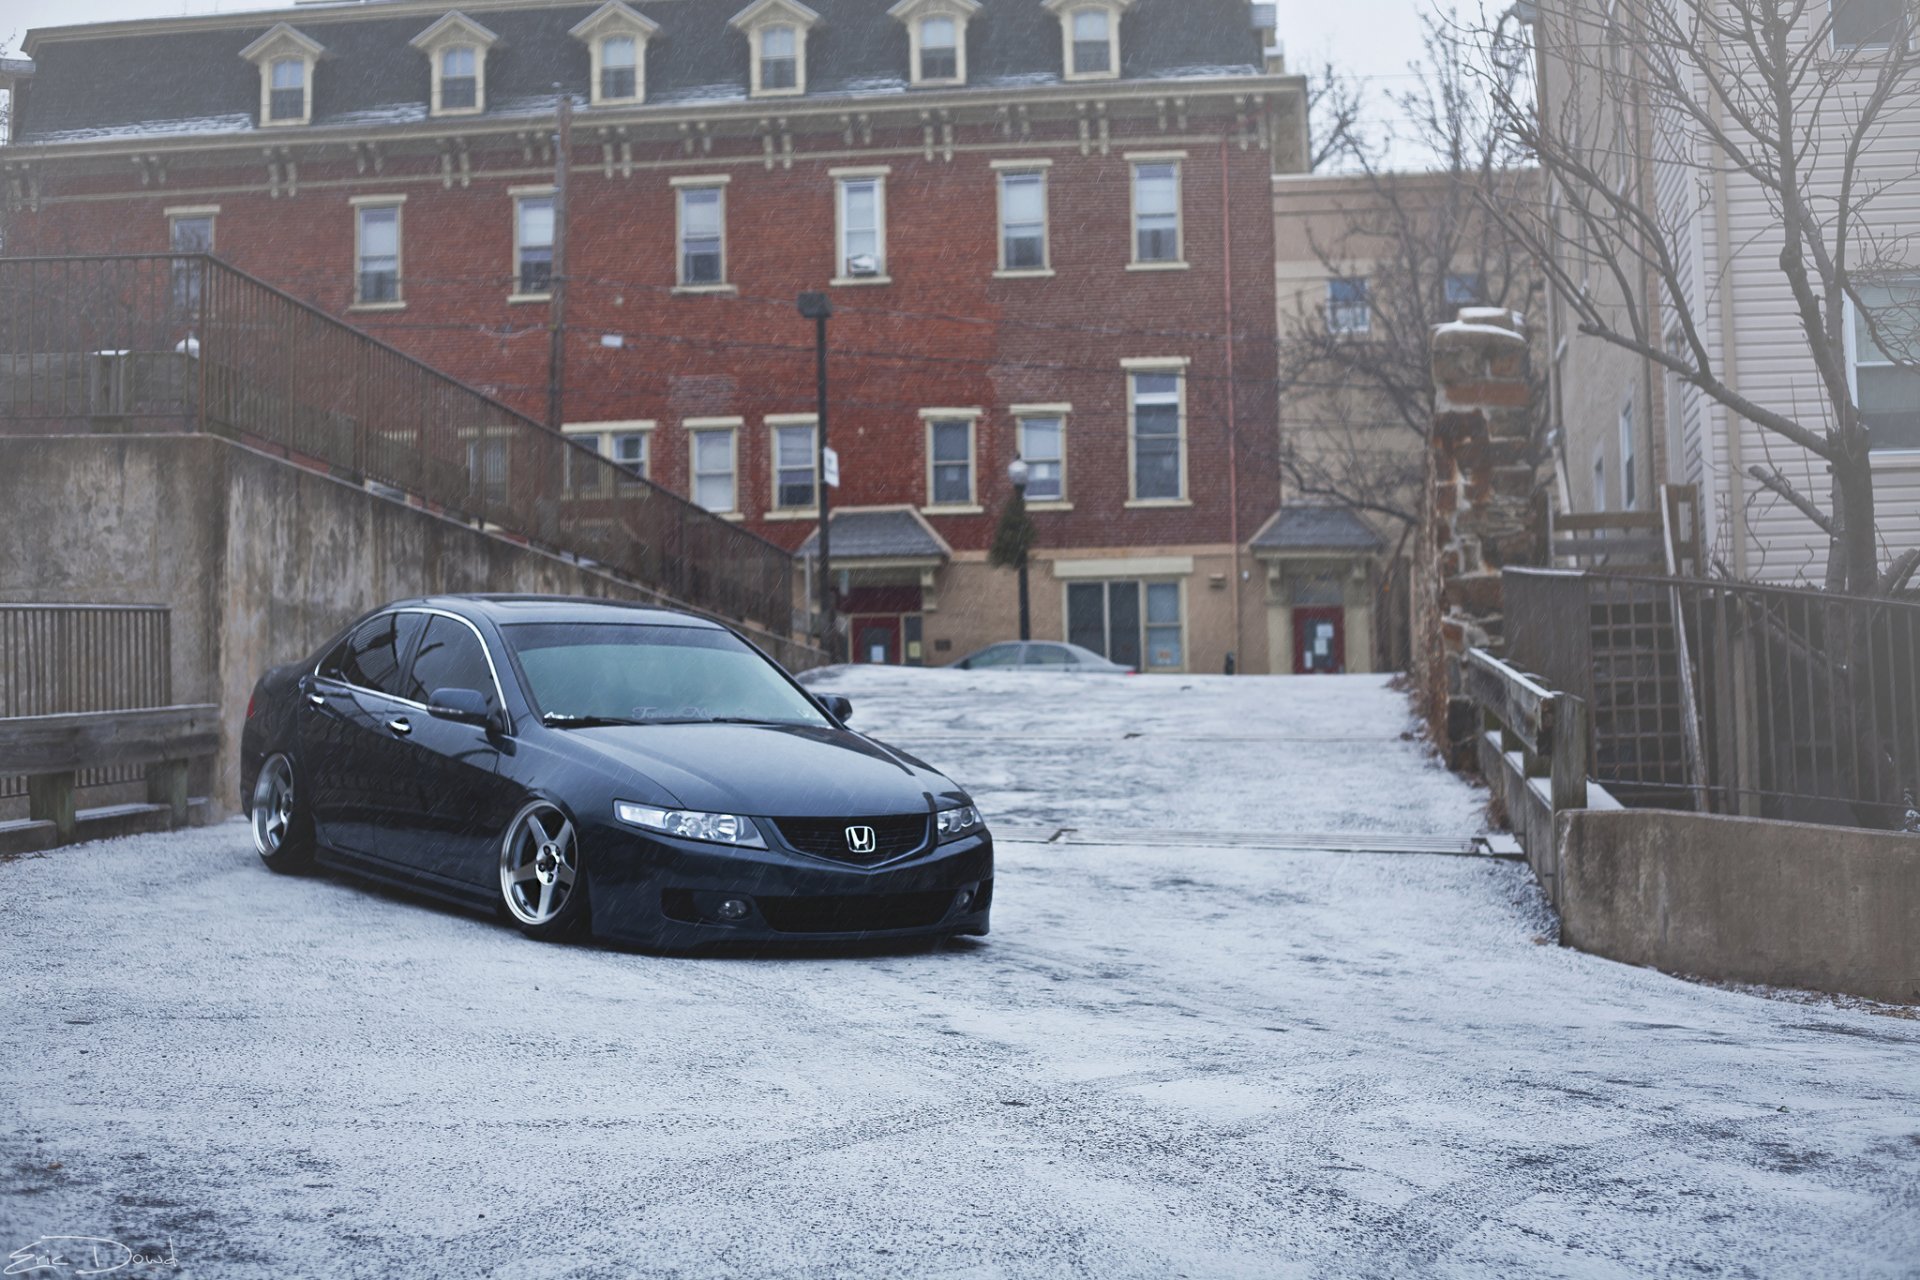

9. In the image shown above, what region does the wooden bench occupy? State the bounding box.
[0,704,221,848]
[1466,649,1614,906]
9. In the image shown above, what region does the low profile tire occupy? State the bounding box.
[499,801,590,941]
[250,753,315,873]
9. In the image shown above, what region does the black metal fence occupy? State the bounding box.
[1505,568,1920,830]
[0,602,173,801]
[0,254,795,639]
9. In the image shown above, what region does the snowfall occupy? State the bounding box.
[2,669,1916,1279]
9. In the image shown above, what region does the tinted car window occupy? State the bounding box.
[1025,645,1074,667]
[504,623,828,726]
[966,644,1023,669]
[337,612,425,697]
[403,615,496,706]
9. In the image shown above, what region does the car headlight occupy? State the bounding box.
[615,801,766,849]
[936,804,985,843]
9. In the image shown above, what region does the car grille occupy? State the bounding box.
[771,814,930,865]
[758,890,954,934]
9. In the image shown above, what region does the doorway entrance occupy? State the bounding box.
[1293,607,1345,674]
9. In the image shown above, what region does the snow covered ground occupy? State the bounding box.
[2,670,1916,1278]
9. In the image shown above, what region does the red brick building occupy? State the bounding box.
[1,0,1307,672]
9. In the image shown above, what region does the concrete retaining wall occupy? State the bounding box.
[1556,808,1920,1004]
[0,435,820,817]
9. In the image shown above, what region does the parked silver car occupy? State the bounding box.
[950,642,1135,674]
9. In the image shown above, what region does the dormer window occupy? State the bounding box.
[570,2,661,107]
[411,12,501,118]
[1044,0,1129,81]
[730,0,821,99]
[889,0,979,87]
[239,24,325,128]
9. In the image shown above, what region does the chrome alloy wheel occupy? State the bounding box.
[500,802,580,926]
[251,754,297,858]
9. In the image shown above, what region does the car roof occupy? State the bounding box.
[388,595,726,630]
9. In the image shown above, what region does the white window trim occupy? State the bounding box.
[1127,153,1188,271]
[888,0,981,88]
[995,165,1053,278]
[509,185,557,303]
[571,2,661,107]
[1123,359,1191,507]
[832,167,893,287]
[1845,281,1920,457]
[239,25,325,129]
[1013,402,1073,510]
[732,0,821,99]
[350,195,407,311]
[562,420,655,493]
[687,417,744,517]
[767,413,821,516]
[1045,0,1131,82]
[672,176,733,293]
[411,13,501,119]
[922,407,984,513]
[1827,0,1915,52]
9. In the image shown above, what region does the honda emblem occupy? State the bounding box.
[846,825,877,855]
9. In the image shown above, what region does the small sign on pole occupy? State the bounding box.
[823,446,841,489]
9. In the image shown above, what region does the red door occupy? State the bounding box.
[1293,608,1346,675]
[853,616,902,665]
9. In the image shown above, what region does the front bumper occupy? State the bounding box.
[585,822,994,952]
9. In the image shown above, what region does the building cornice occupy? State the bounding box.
[2,73,1304,167]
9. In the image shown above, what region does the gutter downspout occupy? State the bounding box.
[1221,134,1243,673]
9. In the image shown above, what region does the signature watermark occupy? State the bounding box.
[5,1239,180,1277]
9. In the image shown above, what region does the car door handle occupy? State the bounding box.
[306,693,328,709]
[386,717,413,736]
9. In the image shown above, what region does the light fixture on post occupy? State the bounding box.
[797,291,836,661]
[1006,456,1032,642]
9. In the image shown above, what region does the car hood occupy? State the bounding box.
[561,722,962,817]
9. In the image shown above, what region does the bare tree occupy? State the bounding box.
[1473,0,1920,597]
[1304,55,1367,172]
[1279,14,1543,533]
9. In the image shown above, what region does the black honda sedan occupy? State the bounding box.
[240,596,992,949]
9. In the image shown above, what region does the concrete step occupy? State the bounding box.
[0,797,211,856]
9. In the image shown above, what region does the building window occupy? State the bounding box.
[563,422,653,493]
[440,46,480,111]
[1852,279,1920,451]
[600,35,638,101]
[677,183,727,287]
[1060,5,1123,78]
[1017,413,1066,502]
[999,170,1049,272]
[690,425,739,514]
[926,415,977,507]
[835,173,889,282]
[168,209,216,311]
[269,58,307,123]
[354,200,403,307]
[468,435,510,507]
[761,25,800,91]
[1128,368,1185,502]
[1067,580,1182,672]
[920,16,959,81]
[515,194,555,298]
[1132,161,1182,265]
[1619,396,1637,509]
[771,419,818,510]
[1831,0,1907,49]
[1445,273,1484,311]
[1327,278,1371,334]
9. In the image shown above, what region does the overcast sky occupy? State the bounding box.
[4,0,1437,155]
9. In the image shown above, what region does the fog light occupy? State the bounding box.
[715,897,751,922]
[955,888,975,911]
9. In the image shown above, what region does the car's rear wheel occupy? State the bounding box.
[499,801,589,941]
[251,753,315,873]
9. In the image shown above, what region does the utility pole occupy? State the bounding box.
[798,292,835,661]
[546,88,572,434]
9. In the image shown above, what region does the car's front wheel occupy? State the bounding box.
[499,801,590,941]
[250,753,315,873]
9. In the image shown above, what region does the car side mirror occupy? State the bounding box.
[428,687,495,729]
[822,694,853,723]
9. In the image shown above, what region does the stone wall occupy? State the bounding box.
[0,434,822,817]
[1415,309,1540,766]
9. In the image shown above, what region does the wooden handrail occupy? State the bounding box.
[0,704,220,775]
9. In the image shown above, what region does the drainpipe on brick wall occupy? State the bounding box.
[1221,136,1243,673]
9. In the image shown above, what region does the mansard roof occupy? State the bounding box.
[13,0,1269,147]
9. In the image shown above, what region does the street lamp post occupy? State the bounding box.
[797,291,836,661]
[1008,457,1032,642]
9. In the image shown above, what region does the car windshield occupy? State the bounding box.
[504,622,829,727]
